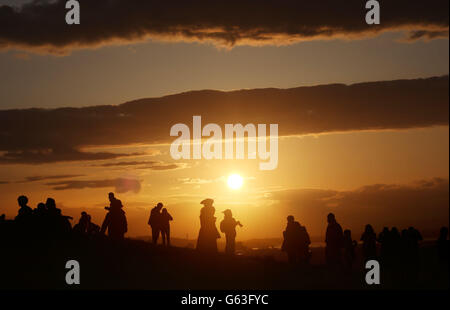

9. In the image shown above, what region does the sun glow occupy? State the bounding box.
[227,174,244,190]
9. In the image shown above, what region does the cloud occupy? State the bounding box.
[178,175,253,185]
[0,147,143,164]
[94,160,158,168]
[94,160,188,171]
[0,0,448,54]
[145,163,186,171]
[266,177,449,236]
[404,30,450,41]
[46,177,141,193]
[17,174,84,183]
[0,76,448,164]
[179,178,215,185]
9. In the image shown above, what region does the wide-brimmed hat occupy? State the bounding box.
[200,198,214,206]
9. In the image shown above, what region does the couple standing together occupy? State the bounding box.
[148,203,173,246]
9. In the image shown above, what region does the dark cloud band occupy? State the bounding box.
[46,177,141,193]
[0,0,448,54]
[0,76,448,164]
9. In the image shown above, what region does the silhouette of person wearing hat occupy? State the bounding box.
[196,198,221,253]
[220,209,243,255]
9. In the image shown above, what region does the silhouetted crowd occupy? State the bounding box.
[0,193,448,277]
[319,213,434,274]
[7,195,73,239]
[0,193,126,243]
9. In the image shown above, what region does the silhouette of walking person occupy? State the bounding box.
[325,213,344,267]
[282,215,310,264]
[148,203,163,245]
[100,193,127,240]
[360,224,377,261]
[196,198,220,253]
[160,208,173,247]
[220,209,243,255]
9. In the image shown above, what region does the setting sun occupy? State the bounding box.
[227,174,244,190]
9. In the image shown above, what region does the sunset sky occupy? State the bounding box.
[0,0,448,241]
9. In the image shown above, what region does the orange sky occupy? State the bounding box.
[0,126,448,240]
[0,0,448,241]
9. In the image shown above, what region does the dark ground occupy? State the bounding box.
[0,234,448,290]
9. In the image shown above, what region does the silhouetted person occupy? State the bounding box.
[407,227,422,251]
[105,192,122,211]
[220,209,243,255]
[407,227,422,264]
[45,197,60,231]
[33,202,47,217]
[360,224,377,261]
[343,229,357,271]
[398,226,422,284]
[282,215,310,264]
[45,197,60,215]
[59,211,73,235]
[391,227,402,256]
[325,213,344,267]
[0,214,5,232]
[86,215,100,236]
[101,193,127,240]
[31,202,50,238]
[14,195,34,240]
[73,211,89,234]
[437,226,449,263]
[160,208,173,246]
[148,203,163,244]
[0,214,5,242]
[377,227,391,262]
[196,198,220,253]
[15,195,33,222]
[44,198,72,236]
